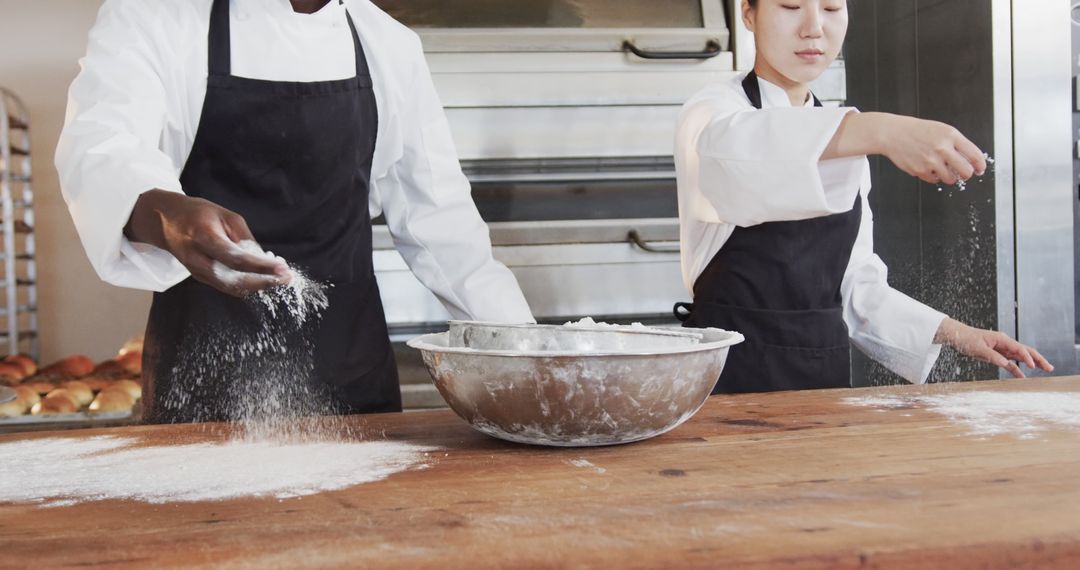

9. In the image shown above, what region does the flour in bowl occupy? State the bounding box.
[563,317,652,330]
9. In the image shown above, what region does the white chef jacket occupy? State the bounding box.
[675,73,946,384]
[55,0,534,324]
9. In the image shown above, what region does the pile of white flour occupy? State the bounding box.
[845,391,1080,439]
[0,242,436,508]
[0,436,432,507]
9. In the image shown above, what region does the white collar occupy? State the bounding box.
[756,75,815,108]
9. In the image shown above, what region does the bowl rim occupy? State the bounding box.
[448,320,706,341]
[407,327,745,357]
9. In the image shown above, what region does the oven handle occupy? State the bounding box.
[628,230,681,254]
[622,40,723,61]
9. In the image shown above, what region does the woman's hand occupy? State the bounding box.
[877,114,987,185]
[124,189,290,297]
[934,318,1054,378]
[824,112,987,186]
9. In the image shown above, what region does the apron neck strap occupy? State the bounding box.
[741,70,823,109]
[344,9,366,77]
[208,0,232,77]
[208,0,369,78]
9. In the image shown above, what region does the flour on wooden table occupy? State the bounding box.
[845,391,1080,439]
[567,458,607,474]
[0,435,434,507]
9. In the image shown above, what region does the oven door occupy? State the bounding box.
[372,0,730,55]
[373,158,685,329]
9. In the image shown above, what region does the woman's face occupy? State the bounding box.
[742,0,848,85]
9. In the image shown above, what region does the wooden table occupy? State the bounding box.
[2,377,1079,569]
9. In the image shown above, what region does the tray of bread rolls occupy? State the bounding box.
[0,338,144,431]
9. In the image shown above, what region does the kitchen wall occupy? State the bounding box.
[0,0,150,364]
[845,0,1000,385]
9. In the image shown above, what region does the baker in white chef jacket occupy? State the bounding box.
[55,0,534,422]
[674,0,1054,393]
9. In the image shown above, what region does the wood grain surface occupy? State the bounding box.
[2,377,1079,569]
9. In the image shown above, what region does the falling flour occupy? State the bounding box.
[845,391,1080,439]
[937,153,995,193]
[168,240,335,440]
[0,436,434,507]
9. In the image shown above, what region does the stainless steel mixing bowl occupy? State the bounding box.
[408,323,744,447]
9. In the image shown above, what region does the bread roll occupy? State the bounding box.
[32,391,79,415]
[40,355,95,378]
[0,362,25,384]
[61,380,94,407]
[89,389,135,414]
[14,385,40,408]
[82,376,115,392]
[108,379,142,401]
[91,359,126,376]
[116,350,142,376]
[4,354,37,377]
[22,379,57,396]
[0,399,26,417]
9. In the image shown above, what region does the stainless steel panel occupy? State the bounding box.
[407,29,729,54]
[441,66,848,161]
[1074,1,1080,342]
[375,241,683,325]
[373,219,679,250]
[375,0,706,29]
[426,51,735,73]
[444,106,685,160]
[373,0,730,54]
[993,0,1017,349]
[462,157,674,184]
[431,63,737,107]
[1014,0,1079,374]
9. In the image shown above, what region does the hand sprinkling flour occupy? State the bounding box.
[939,153,995,193]
[208,240,329,324]
[171,239,335,440]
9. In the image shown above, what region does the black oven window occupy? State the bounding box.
[371,0,704,29]
[469,179,678,223]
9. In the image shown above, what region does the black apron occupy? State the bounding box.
[143,0,400,423]
[675,71,863,394]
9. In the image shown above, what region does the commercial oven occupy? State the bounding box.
[367,0,848,401]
